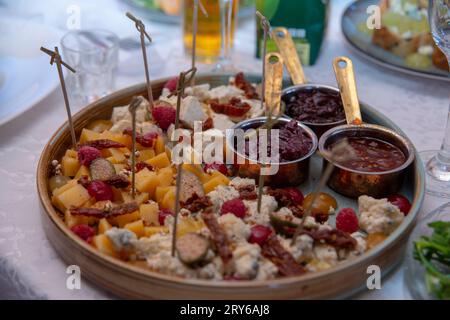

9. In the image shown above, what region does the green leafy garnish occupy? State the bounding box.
[413,221,450,299]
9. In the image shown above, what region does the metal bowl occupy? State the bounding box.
[227,117,318,187]
[318,123,415,198]
[281,84,347,138]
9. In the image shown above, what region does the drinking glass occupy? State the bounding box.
[213,0,239,72]
[183,0,238,65]
[420,0,450,198]
[61,29,119,104]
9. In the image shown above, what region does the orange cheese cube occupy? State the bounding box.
[61,155,81,177]
[155,186,174,204]
[146,152,171,169]
[135,168,158,197]
[92,234,118,257]
[124,219,145,238]
[79,128,101,144]
[203,175,230,194]
[109,210,140,227]
[139,202,159,225]
[74,165,90,180]
[155,135,165,155]
[52,184,90,212]
[157,167,174,187]
[98,218,113,234]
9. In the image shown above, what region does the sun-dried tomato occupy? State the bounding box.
[210,97,251,117]
[267,188,293,207]
[136,161,154,172]
[70,207,106,218]
[202,117,213,131]
[123,128,158,147]
[261,235,306,276]
[288,205,304,218]
[104,175,130,188]
[300,228,356,249]
[234,72,259,99]
[202,209,233,264]
[238,185,257,200]
[181,193,212,213]
[81,139,125,149]
[69,201,138,218]
[109,202,139,217]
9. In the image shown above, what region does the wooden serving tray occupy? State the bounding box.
[37,74,425,299]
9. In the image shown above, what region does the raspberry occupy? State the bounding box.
[204,162,228,175]
[164,76,179,92]
[284,187,304,205]
[158,209,174,225]
[249,225,272,246]
[387,194,411,215]
[152,106,176,130]
[71,224,95,243]
[77,146,101,166]
[336,208,359,233]
[87,180,113,201]
[220,198,246,218]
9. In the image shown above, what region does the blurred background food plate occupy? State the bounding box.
[341,0,450,82]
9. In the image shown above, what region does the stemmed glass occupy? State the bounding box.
[420,0,450,197]
[213,0,238,72]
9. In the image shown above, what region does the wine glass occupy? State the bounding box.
[212,0,238,72]
[420,0,450,198]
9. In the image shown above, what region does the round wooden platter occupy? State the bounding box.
[37,73,425,299]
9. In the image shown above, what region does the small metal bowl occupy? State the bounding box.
[281,84,347,138]
[319,124,415,198]
[227,117,318,187]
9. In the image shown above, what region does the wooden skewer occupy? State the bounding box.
[255,11,272,214]
[40,46,77,149]
[171,67,197,257]
[128,96,144,199]
[126,12,154,110]
[256,11,271,112]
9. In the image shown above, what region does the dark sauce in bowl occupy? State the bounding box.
[329,137,406,172]
[245,120,313,163]
[283,88,345,124]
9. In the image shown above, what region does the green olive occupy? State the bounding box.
[48,175,71,192]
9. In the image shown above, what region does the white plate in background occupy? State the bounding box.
[0,16,63,126]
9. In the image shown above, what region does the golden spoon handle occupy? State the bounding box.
[264,52,284,116]
[272,27,307,85]
[333,56,362,125]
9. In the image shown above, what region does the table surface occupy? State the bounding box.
[0,0,449,299]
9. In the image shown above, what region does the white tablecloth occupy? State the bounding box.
[0,0,449,299]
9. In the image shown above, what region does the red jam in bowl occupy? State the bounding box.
[329,137,406,172]
[283,88,345,124]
